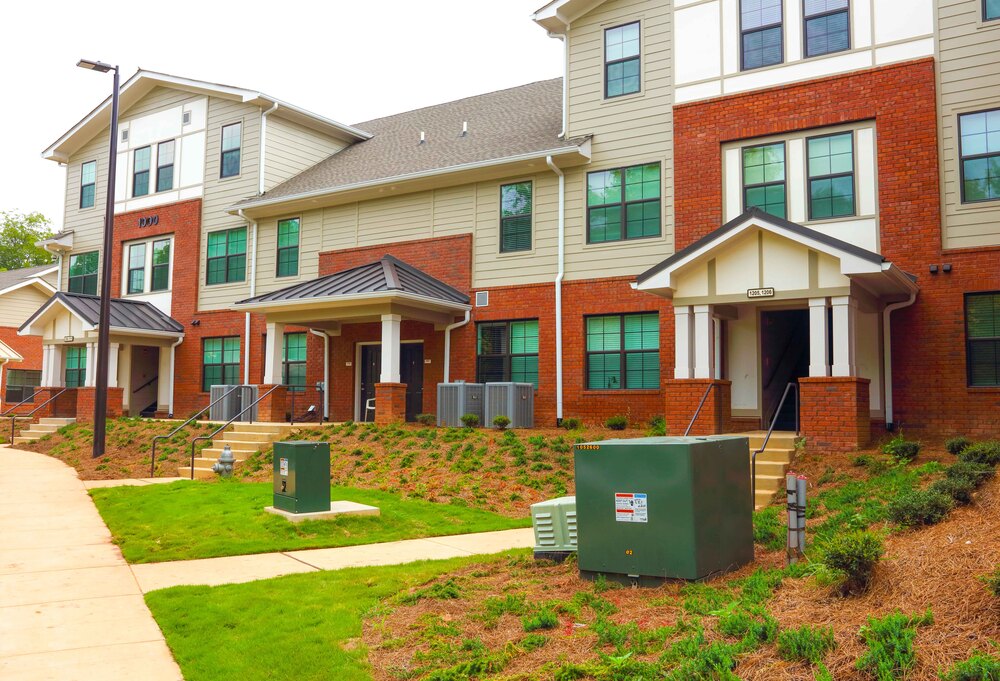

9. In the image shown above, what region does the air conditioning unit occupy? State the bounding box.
[208,385,258,422]
[483,382,534,428]
[436,381,484,427]
[531,495,577,561]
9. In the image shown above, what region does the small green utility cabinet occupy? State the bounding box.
[574,436,753,584]
[273,441,330,514]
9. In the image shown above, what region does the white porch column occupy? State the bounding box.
[713,317,723,380]
[693,304,716,379]
[674,306,693,379]
[107,343,120,388]
[263,322,285,384]
[84,343,97,387]
[808,297,830,377]
[380,314,402,383]
[157,346,171,409]
[831,295,857,377]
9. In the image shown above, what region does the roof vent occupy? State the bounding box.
[121,129,129,142]
[461,121,468,137]
[182,111,192,125]
[475,291,489,307]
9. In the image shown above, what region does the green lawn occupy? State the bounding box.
[90,481,529,563]
[145,552,517,681]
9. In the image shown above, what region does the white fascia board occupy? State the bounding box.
[0,339,23,362]
[532,0,607,31]
[0,276,57,298]
[231,290,472,315]
[18,297,89,336]
[107,327,184,339]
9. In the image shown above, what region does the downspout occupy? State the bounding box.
[309,328,330,420]
[548,31,569,139]
[882,291,917,431]
[0,358,7,412]
[259,102,279,195]
[168,336,184,418]
[56,253,64,291]
[546,155,565,424]
[443,310,471,383]
[237,208,258,385]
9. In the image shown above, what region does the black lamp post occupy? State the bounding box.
[78,58,119,458]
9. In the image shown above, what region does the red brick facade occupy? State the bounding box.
[374,383,407,424]
[75,387,124,423]
[664,379,732,436]
[0,326,44,414]
[800,377,871,452]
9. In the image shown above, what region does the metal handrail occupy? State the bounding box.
[8,388,68,445]
[752,382,799,501]
[132,376,158,394]
[684,382,716,436]
[187,384,281,480]
[1,389,40,417]
[288,385,324,426]
[149,384,241,478]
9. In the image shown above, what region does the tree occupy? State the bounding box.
[0,211,54,271]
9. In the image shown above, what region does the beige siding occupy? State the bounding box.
[0,286,50,327]
[124,86,193,119]
[938,0,1000,249]
[263,117,346,191]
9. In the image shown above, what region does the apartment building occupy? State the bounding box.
[18,0,1000,451]
[0,264,57,413]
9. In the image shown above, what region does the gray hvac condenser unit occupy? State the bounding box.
[484,382,534,428]
[209,385,258,422]
[436,381,484,427]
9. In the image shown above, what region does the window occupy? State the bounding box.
[220,122,242,178]
[202,337,240,392]
[206,227,247,285]
[276,218,300,277]
[283,333,307,391]
[80,161,96,209]
[807,132,855,219]
[151,239,171,292]
[476,320,539,387]
[65,347,87,388]
[743,143,786,218]
[500,182,532,253]
[133,146,151,197]
[586,313,660,390]
[587,163,661,243]
[804,0,850,57]
[741,0,783,70]
[959,109,1000,203]
[967,292,1000,386]
[68,251,99,295]
[986,0,1000,21]
[5,369,41,404]
[127,243,146,294]
[156,140,175,192]
[605,22,641,98]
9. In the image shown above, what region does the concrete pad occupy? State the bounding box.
[0,565,141,608]
[264,500,381,523]
[0,640,183,681]
[424,528,535,554]
[82,478,149,488]
[132,552,317,592]
[0,544,123,575]
[2,526,112,550]
[1,511,110,533]
[285,537,473,571]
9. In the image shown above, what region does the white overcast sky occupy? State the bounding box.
[0,0,562,231]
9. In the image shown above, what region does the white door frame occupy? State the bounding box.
[352,340,424,422]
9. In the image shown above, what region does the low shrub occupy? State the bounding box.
[520,633,547,652]
[821,531,884,594]
[883,434,921,462]
[647,415,666,436]
[521,608,559,632]
[415,413,435,426]
[980,567,1000,598]
[958,441,1000,467]
[776,625,836,664]
[929,476,977,505]
[940,650,1000,681]
[945,436,972,456]
[492,415,511,431]
[605,415,628,431]
[887,489,953,526]
[946,461,996,485]
[460,413,480,429]
[560,417,582,431]
[855,609,933,681]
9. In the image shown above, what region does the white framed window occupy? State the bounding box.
[121,235,173,296]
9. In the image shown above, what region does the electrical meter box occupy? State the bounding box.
[530,496,578,561]
[574,436,753,583]
[273,441,331,514]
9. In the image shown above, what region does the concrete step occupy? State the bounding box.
[222,431,284,443]
[753,459,790,477]
[211,438,264,450]
[754,488,778,509]
[12,436,42,445]
[752,448,794,464]
[195,453,248,464]
[744,433,798,450]
[177,466,217,480]
[229,423,291,435]
[26,423,60,433]
[754,474,787,494]
[38,417,75,426]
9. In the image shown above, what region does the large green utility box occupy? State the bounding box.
[273,441,331,514]
[574,436,753,583]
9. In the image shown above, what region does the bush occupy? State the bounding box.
[776,625,836,664]
[940,650,1000,681]
[929,476,977,505]
[958,441,1000,467]
[855,609,933,681]
[887,489,953,526]
[946,461,996,486]
[521,608,559,632]
[560,417,582,431]
[647,415,666,436]
[821,531,884,594]
[945,436,972,456]
[415,413,435,426]
[492,415,511,431]
[980,567,1000,598]
[460,413,480,429]
[605,415,628,431]
[883,434,921,462]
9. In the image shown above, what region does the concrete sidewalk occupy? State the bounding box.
[0,446,182,681]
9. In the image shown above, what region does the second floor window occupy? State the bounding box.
[586,313,660,390]
[500,182,532,253]
[986,0,999,21]
[68,251,99,295]
[157,140,175,192]
[206,227,247,285]
[65,347,87,388]
[587,163,661,243]
[283,332,307,391]
[133,146,151,197]
[804,0,850,58]
[152,239,171,292]
[277,218,300,277]
[80,161,96,209]
[741,0,783,70]
[127,243,146,294]
[808,132,855,219]
[605,22,641,98]
[476,320,539,387]
[743,142,786,218]
[966,292,1000,387]
[202,337,240,392]
[221,122,242,178]
[959,109,1000,203]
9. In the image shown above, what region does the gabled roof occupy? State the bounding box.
[0,339,23,363]
[532,0,610,32]
[0,264,58,295]
[19,292,184,336]
[43,70,371,163]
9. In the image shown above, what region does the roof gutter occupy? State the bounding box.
[547,30,569,139]
[231,289,472,314]
[546,155,565,424]
[258,102,279,195]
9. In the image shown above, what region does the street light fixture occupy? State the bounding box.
[78,58,119,458]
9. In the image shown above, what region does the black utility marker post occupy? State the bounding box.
[78,59,120,458]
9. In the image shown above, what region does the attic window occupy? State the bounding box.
[182,111,192,126]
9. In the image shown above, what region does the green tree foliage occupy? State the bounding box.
[0,211,54,271]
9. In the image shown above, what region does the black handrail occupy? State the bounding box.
[288,385,324,426]
[149,384,241,478]
[684,382,716,436]
[1,390,39,417]
[187,384,281,480]
[751,381,799,502]
[8,388,68,445]
[132,376,158,394]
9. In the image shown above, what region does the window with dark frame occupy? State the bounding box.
[133,146,151,197]
[283,332,307,391]
[587,163,661,243]
[156,140,175,192]
[741,0,783,70]
[586,313,659,390]
[743,142,787,218]
[202,337,240,392]
[500,182,532,253]
[68,251,99,295]
[80,161,96,209]
[127,242,146,294]
[605,22,641,98]
[206,227,247,285]
[220,122,242,178]
[959,109,1000,203]
[151,239,171,292]
[967,292,1000,387]
[807,132,855,219]
[803,0,850,58]
[65,347,87,388]
[276,218,300,277]
[476,320,539,388]
[986,0,1000,21]
[5,369,41,404]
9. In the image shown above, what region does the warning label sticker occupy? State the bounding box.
[279,458,288,476]
[615,492,648,523]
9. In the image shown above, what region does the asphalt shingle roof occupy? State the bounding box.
[0,264,56,291]
[19,292,184,334]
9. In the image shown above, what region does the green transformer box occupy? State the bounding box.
[574,436,753,583]
[273,441,331,514]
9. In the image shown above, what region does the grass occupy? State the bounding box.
[90,481,528,563]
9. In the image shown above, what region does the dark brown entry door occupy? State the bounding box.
[759,309,809,431]
[358,343,424,422]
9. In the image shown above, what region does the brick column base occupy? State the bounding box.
[75,387,124,423]
[664,379,732,435]
[29,387,78,420]
[255,385,288,423]
[375,383,407,424]
[800,377,871,453]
